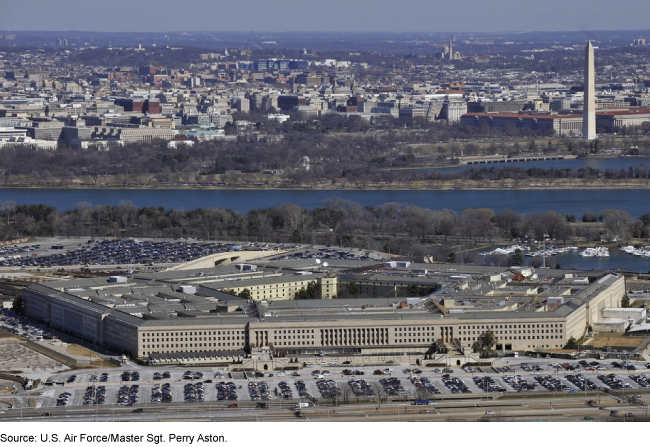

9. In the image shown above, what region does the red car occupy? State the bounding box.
[228,404,238,408]
[126,403,135,407]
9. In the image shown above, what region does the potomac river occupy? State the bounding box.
[0,188,647,217]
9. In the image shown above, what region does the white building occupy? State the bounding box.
[592,307,646,333]
[183,129,226,141]
[0,136,57,151]
[441,100,468,124]
[166,137,195,149]
[70,139,123,150]
[0,127,28,138]
[267,114,290,123]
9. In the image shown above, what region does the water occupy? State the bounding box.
[420,157,650,174]
[3,187,650,271]
[527,249,650,273]
[0,188,648,217]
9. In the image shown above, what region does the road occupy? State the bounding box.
[1,356,649,423]
[0,395,642,422]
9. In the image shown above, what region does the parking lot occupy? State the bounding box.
[31,358,650,410]
[0,239,257,269]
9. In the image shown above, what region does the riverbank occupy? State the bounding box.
[1,178,650,191]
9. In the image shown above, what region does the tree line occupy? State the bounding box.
[0,199,647,268]
[2,122,650,189]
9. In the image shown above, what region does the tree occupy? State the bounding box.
[405,284,436,297]
[415,386,432,400]
[237,288,252,299]
[567,336,577,346]
[601,209,632,242]
[339,383,353,405]
[294,281,320,299]
[510,249,524,266]
[343,282,361,298]
[582,211,599,223]
[480,329,497,350]
[621,294,631,308]
[370,382,389,407]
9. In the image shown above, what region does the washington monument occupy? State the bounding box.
[583,41,596,140]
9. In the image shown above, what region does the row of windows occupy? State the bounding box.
[233,282,309,291]
[463,335,561,341]
[145,342,241,349]
[276,335,314,340]
[394,327,435,332]
[461,329,562,335]
[144,336,241,343]
[142,349,240,356]
[143,330,242,338]
[459,324,562,329]
[141,324,564,344]
[274,330,315,334]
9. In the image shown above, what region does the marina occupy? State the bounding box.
[580,247,610,257]
[477,244,650,272]
[622,245,650,257]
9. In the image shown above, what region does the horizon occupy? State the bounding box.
[2,0,650,34]
[2,29,650,35]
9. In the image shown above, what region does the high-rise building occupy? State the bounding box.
[583,41,596,140]
[441,100,467,124]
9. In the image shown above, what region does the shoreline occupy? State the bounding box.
[0,183,649,191]
[3,154,650,192]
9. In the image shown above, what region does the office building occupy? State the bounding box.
[277,95,307,111]
[0,127,28,138]
[22,259,625,362]
[440,100,467,123]
[114,99,162,114]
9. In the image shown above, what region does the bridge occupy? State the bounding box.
[166,250,287,271]
[465,156,567,165]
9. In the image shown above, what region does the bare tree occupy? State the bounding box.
[339,382,352,405]
[370,383,388,407]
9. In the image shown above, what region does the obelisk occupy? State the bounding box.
[583,41,596,140]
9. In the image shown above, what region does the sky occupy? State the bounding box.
[1,0,650,33]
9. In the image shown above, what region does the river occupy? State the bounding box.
[0,188,647,217]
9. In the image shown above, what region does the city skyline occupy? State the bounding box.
[2,0,650,33]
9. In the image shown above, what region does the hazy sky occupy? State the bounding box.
[2,0,650,33]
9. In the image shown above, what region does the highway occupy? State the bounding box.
[0,395,643,422]
[2,354,650,422]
